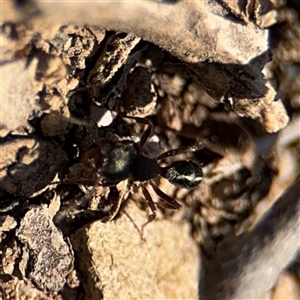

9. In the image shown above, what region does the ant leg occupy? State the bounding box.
[149,181,181,210]
[141,184,157,235]
[49,179,97,187]
[123,210,146,241]
[156,144,203,160]
[123,116,153,154]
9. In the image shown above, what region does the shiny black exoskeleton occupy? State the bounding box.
[81,116,203,227]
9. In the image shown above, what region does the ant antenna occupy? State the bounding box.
[123,116,153,155]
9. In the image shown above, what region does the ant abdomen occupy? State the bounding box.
[160,160,203,189]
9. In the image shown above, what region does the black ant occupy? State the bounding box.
[64,116,203,233]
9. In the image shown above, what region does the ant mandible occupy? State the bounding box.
[78,116,203,231]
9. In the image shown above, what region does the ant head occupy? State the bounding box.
[160,160,203,189]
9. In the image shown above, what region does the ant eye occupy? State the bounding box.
[160,161,203,189]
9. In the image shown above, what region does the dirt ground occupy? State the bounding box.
[0,1,300,299]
